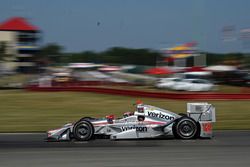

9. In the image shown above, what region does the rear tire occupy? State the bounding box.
[173,117,199,139]
[73,120,94,141]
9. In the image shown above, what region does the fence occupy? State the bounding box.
[26,85,250,100]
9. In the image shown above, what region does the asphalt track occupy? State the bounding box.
[0,131,249,167]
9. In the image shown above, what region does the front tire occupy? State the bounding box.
[73,120,94,141]
[173,117,199,139]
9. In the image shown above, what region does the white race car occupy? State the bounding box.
[156,78,182,89]
[47,102,216,141]
[157,78,214,92]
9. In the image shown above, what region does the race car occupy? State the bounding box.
[47,101,216,141]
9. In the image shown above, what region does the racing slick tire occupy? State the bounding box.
[173,116,199,140]
[178,113,187,117]
[73,120,94,141]
[79,117,96,121]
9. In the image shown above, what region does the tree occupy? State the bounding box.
[100,47,159,65]
[70,51,98,63]
[37,43,64,65]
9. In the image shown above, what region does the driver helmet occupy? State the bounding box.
[106,115,115,124]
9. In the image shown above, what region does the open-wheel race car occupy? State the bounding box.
[47,101,216,141]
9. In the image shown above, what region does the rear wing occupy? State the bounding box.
[187,103,216,123]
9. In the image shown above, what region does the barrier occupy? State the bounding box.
[50,81,134,87]
[26,85,250,100]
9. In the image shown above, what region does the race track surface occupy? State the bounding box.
[0,131,249,167]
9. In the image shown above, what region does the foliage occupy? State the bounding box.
[65,47,159,65]
[36,43,64,65]
[36,43,250,67]
[205,52,245,66]
[37,45,160,66]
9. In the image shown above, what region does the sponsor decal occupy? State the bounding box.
[202,123,212,133]
[121,125,147,132]
[147,111,175,120]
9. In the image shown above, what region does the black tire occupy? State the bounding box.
[173,117,199,139]
[178,113,187,117]
[79,117,96,121]
[73,120,94,141]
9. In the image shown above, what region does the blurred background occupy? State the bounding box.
[0,0,250,132]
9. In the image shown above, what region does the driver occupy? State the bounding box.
[106,115,115,124]
[123,100,143,118]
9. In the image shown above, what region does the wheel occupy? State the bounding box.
[73,120,94,141]
[178,113,187,117]
[79,117,96,121]
[173,117,199,139]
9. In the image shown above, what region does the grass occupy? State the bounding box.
[0,90,249,132]
[0,74,35,87]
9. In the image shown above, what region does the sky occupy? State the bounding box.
[0,0,250,53]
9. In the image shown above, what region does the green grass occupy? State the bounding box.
[0,74,35,87]
[0,90,249,132]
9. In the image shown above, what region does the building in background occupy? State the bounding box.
[161,42,206,67]
[0,17,41,73]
